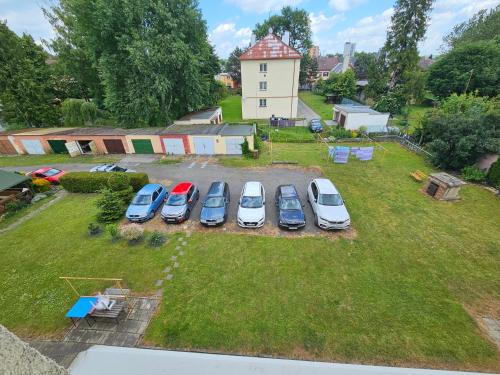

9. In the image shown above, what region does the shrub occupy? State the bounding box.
[32,178,51,193]
[461,166,486,182]
[120,224,144,244]
[5,200,28,214]
[60,172,149,193]
[107,224,120,241]
[241,138,252,158]
[329,127,352,139]
[88,222,102,236]
[108,173,130,191]
[487,159,500,188]
[147,231,166,248]
[96,188,129,223]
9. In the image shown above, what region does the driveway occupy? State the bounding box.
[1,158,355,238]
[297,98,321,123]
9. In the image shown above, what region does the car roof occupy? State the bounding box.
[32,167,52,173]
[137,183,162,194]
[207,181,225,196]
[243,181,262,196]
[171,182,193,195]
[278,184,298,198]
[314,178,338,194]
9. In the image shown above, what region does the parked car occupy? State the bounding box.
[200,181,230,226]
[237,181,266,228]
[307,178,350,230]
[28,167,66,184]
[90,164,136,173]
[275,184,306,230]
[126,183,167,222]
[309,119,323,133]
[161,182,199,223]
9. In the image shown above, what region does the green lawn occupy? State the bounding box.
[0,194,57,230]
[393,104,432,133]
[259,125,316,143]
[220,95,243,122]
[299,91,333,121]
[0,154,119,167]
[1,144,499,370]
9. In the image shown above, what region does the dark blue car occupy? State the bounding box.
[275,184,306,230]
[200,181,230,226]
[126,183,167,222]
[309,119,323,133]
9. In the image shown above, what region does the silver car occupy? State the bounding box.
[89,164,135,173]
[161,182,199,223]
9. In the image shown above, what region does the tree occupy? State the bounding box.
[427,40,499,98]
[353,52,377,79]
[0,22,59,127]
[443,5,500,49]
[419,94,499,170]
[45,0,220,126]
[321,69,356,101]
[254,6,313,84]
[226,47,245,86]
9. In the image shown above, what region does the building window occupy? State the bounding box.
[259,99,267,107]
[323,71,329,77]
[259,81,267,91]
[259,63,267,72]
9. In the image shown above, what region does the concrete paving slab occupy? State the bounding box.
[29,341,90,368]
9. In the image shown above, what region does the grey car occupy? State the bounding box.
[200,181,230,226]
[160,182,199,223]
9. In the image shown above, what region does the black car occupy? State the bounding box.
[275,184,306,230]
[200,181,230,226]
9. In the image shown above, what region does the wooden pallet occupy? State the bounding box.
[410,170,427,182]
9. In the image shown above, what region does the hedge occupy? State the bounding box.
[487,159,500,188]
[60,172,149,193]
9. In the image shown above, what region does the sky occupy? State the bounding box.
[0,0,498,58]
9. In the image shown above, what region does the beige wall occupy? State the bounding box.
[125,135,163,153]
[241,58,300,119]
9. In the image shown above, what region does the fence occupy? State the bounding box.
[372,135,433,157]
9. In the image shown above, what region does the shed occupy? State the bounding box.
[0,170,33,214]
[424,173,465,201]
[174,107,223,125]
[333,104,389,133]
[124,128,164,154]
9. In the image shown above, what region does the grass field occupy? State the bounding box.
[0,194,57,230]
[393,104,432,133]
[1,143,499,371]
[0,154,119,167]
[219,95,243,122]
[299,91,333,121]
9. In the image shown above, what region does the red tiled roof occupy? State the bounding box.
[317,56,339,71]
[240,33,301,61]
[171,182,192,194]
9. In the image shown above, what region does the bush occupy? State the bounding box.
[461,166,486,182]
[107,223,120,241]
[328,127,352,139]
[108,173,130,191]
[147,231,167,248]
[88,222,102,236]
[60,172,149,193]
[32,178,51,192]
[487,159,500,188]
[120,224,144,244]
[5,200,28,214]
[96,188,130,223]
[241,138,252,158]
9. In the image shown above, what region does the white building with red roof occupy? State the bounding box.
[239,31,301,119]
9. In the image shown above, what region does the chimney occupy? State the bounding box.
[250,33,256,47]
[342,42,355,72]
[282,31,290,46]
[268,27,273,34]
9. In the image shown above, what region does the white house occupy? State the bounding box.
[333,104,390,133]
[239,31,301,119]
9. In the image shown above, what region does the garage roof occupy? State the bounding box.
[0,170,30,192]
[54,127,129,136]
[161,124,254,136]
[220,124,255,136]
[176,107,221,121]
[334,105,382,115]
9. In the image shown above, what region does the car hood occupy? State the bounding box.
[201,206,225,220]
[126,204,149,217]
[90,165,108,172]
[238,206,265,222]
[161,204,186,216]
[280,209,305,223]
[318,204,350,221]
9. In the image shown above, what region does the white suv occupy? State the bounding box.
[307,178,350,230]
[237,181,266,228]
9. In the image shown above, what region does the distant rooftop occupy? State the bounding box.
[317,56,339,71]
[162,123,254,136]
[334,104,383,115]
[177,107,221,122]
[240,33,301,61]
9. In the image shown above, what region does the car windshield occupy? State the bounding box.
[241,196,262,208]
[44,168,61,177]
[166,194,186,206]
[280,198,301,210]
[204,197,225,208]
[111,166,127,172]
[132,194,151,205]
[318,193,343,206]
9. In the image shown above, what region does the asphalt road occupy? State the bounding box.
[2,158,327,233]
[297,98,321,123]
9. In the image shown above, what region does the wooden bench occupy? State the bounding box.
[90,300,127,324]
[410,170,427,182]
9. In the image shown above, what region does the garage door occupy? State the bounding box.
[21,139,45,155]
[103,139,126,154]
[0,140,16,154]
[225,137,244,155]
[47,140,68,154]
[193,137,215,155]
[131,139,154,154]
[162,138,185,155]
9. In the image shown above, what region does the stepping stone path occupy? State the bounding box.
[175,246,181,251]
[154,232,190,291]
[155,279,163,287]
[171,255,177,261]
[166,274,173,281]
[179,251,185,256]
[173,262,179,268]
[182,241,187,246]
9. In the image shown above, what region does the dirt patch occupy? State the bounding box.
[121,215,357,241]
[464,300,500,349]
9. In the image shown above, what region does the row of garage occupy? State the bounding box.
[0,124,255,156]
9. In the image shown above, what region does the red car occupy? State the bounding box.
[29,167,66,184]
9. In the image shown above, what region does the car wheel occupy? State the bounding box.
[148,211,154,220]
[314,214,319,227]
[185,209,191,220]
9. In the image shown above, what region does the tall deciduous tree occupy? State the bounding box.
[321,69,356,101]
[226,47,245,86]
[45,0,220,126]
[253,6,313,84]
[0,22,59,127]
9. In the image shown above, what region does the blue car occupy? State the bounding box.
[275,184,306,230]
[309,119,323,133]
[200,181,230,226]
[126,183,167,222]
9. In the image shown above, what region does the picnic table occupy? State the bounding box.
[65,296,97,327]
